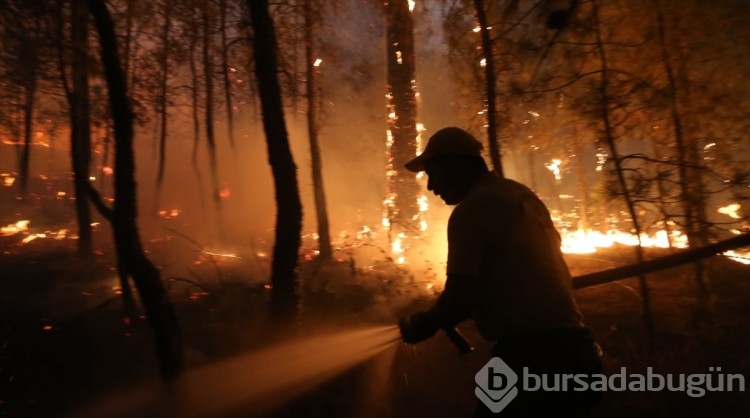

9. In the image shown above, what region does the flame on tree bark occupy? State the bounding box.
[87,0,184,378]
[247,0,303,321]
[473,0,504,177]
[385,0,420,233]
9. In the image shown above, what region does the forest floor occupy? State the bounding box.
[1,186,749,417]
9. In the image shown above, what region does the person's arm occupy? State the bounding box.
[401,203,483,344]
[428,272,475,327]
[400,273,476,344]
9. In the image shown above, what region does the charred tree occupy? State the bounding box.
[473,0,504,177]
[247,0,303,322]
[304,0,332,259]
[385,0,420,233]
[87,0,184,378]
[70,0,93,257]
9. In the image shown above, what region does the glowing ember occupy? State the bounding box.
[718,203,741,219]
[2,175,15,187]
[159,209,182,219]
[723,250,750,265]
[545,159,563,181]
[22,234,46,244]
[313,58,322,67]
[201,250,240,259]
[1,220,29,236]
[219,188,231,198]
[102,166,114,175]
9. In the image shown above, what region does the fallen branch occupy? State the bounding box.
[573,233,750,289]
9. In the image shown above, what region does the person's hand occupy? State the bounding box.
[398,311,439,344]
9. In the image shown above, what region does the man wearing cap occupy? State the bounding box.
[398,127,602,417]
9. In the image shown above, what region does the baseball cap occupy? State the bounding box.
[404,127,484,172]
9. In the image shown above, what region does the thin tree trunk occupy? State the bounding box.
[572,129,589,231]
[123,0,134,90]
[220,0,235,149]
[474,0,504,177]
[247,0,303,322]
[654,2,708,294]
[156,1,171,192]
[304,0,332,259]
[202,3,222,206]
[189,0,201,166]
[651,134,674,248]
[87,0,184,378]
[19,29,38,196]
[71,0,93,257]
[593,0,653,339]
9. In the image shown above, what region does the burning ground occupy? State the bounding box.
[1,180,749,417]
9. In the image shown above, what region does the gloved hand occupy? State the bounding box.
[398,311,439,344]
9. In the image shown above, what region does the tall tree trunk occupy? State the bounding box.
[571,129,589,231]
[71,0,93,257]
[304,0,332,259]
[473,0,504,177]
[220,0,235,149]
[155,1,171,193]
[385,0,420,237]
[202,2,222,207]
[593,0,653,339]
[19,29,38,196]
[247,0,303,323]
[189,0,201,166]
[87,0,184,378]
[123,0,134,89]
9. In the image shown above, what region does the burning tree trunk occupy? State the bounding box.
[592,0,653,338]
[304,0,332,259]
[385,0,420,234]
[473,0,504,177]
[247,0,303,322]
[71,0,93,257]
[87,0,184,378]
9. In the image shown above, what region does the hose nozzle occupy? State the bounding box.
[443,327,473,354]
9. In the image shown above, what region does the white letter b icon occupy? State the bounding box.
[475,357,519,413]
